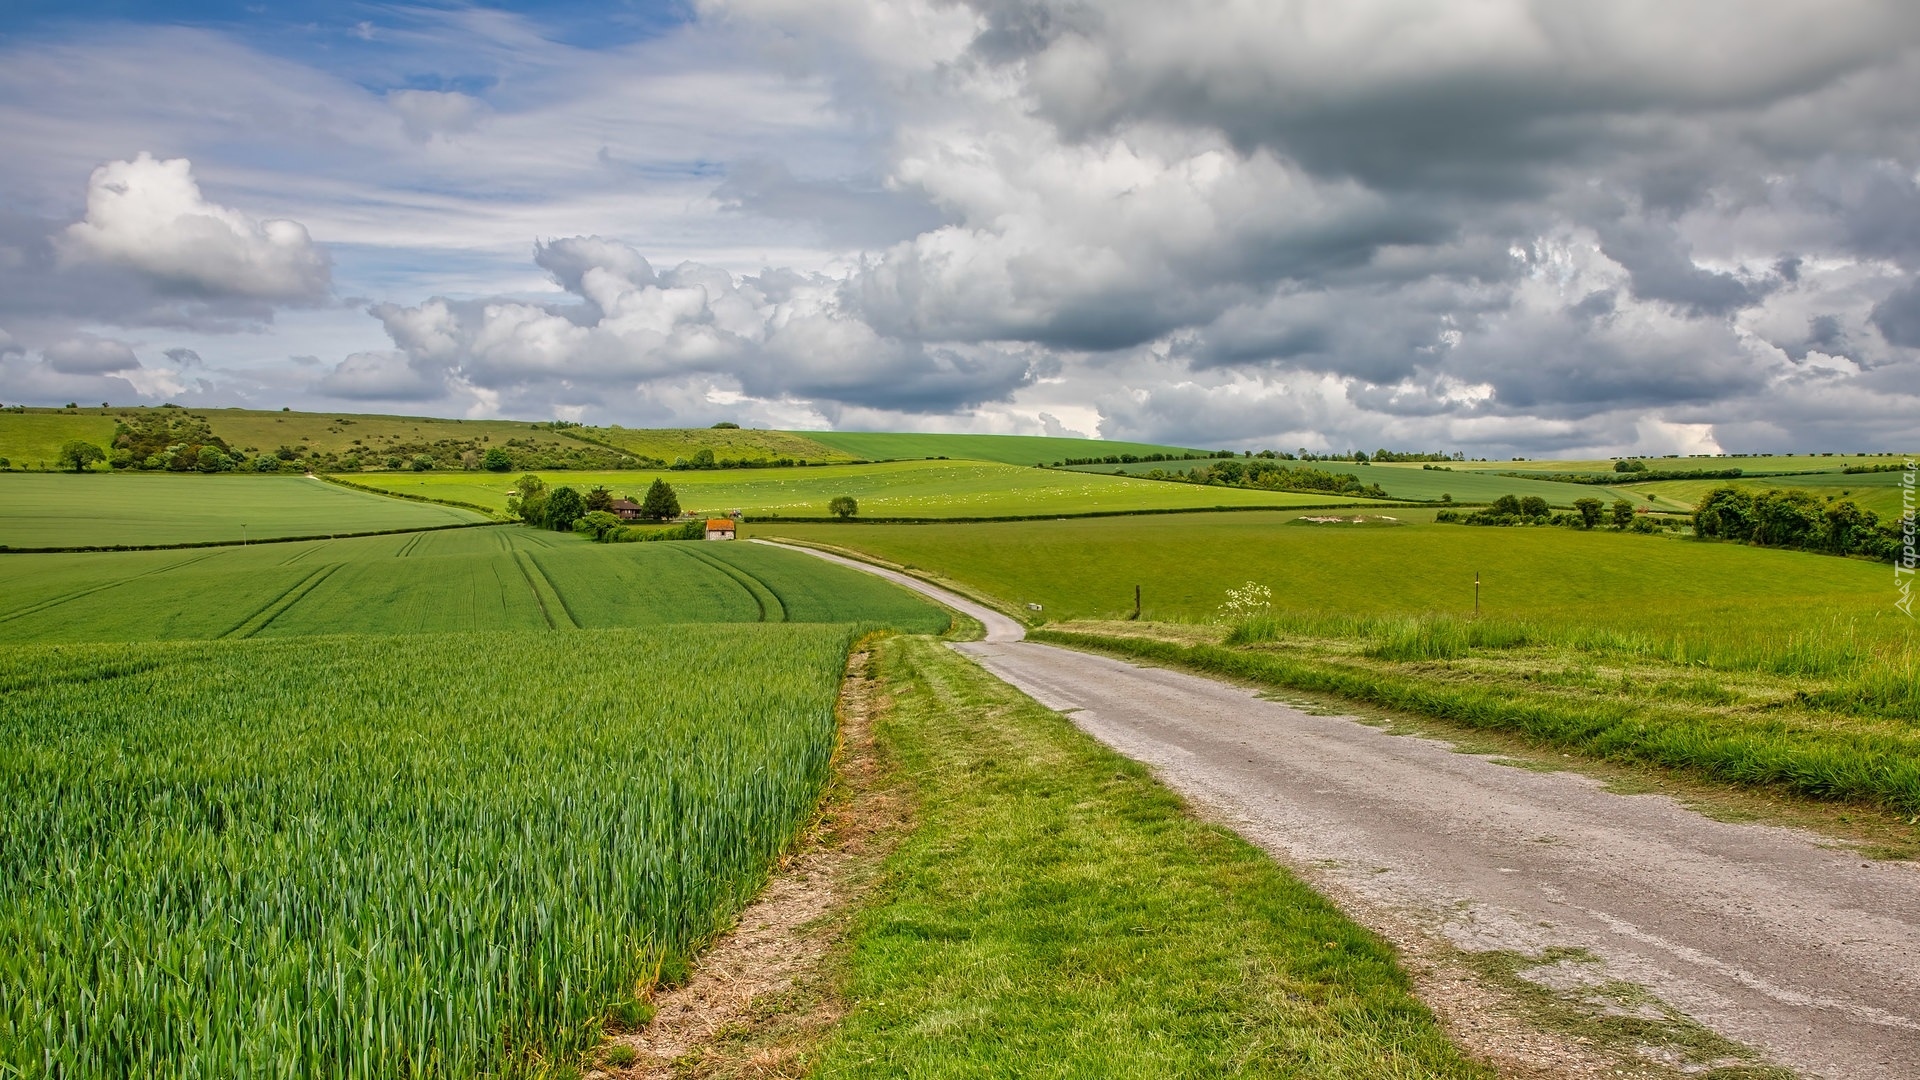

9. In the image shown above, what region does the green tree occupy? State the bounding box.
[1489,494,1523,517]
[1519,495,1549,518]
[1572,497,1604,529]
[196,446,227,473]
[1613,459,1648,473]
[1610,498,1636,529]
[56,440,105,472]
[1693,486,1755,540]
[689,448,716,468]
[585,486,614,512]
[482,447,512,472]
[829,495,859,519]
[410,454,434,472]
[640,478,680,521]
[545,486,586,531]
[711,421,740,429]
[508,474,549,525]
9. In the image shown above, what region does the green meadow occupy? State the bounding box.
[1635,469,1913,520]
[0,408,119,471]
[795,430,1206,466]
[1066,458,1670,508]
[0,528,949,644]
[349,458,1360,518]
[0,472,488,548]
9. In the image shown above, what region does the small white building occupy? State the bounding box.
[705,518,736,540]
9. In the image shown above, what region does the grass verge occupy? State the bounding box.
[1029,626,1920,822]
[802,635,1490,1078]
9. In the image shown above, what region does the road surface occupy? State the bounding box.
[760,539,1920,1078]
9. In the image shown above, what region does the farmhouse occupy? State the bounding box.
[705,518,736,540]
[610,497,644,521]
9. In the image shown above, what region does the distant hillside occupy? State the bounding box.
[792,431,1212,467]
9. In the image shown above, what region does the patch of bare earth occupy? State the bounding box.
[587,649,907,1080]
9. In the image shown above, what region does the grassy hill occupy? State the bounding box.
[0,408,119,471]
[1064,458,1670,509]
[352,459,1368,519]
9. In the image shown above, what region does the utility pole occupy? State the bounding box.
[242,523,247,546]
[1474,570,1480,617]
[1133,584,1141,621]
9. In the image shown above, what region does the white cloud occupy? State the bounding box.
[60,153,331,302]
[387,90,488,142]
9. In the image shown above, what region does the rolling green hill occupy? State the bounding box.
[793,430,1211,466]
[351,459,1367,518]
[1062,458,1671,509]
[0,408,119,471]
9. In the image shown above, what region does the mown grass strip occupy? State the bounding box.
[1031,629,1920,818]
[808,635,1488,1078]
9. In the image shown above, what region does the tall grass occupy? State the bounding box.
[1224,609,1905,693]
[0,625,854,1078]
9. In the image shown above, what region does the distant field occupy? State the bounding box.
[0,624,853,1076]
[1634,470,1914,520]
[350,459,1364,518]
[593,426,853,463]
[0,409,118,471]
[0,528,948,643]
[760,510,1910,648]
[793,430,1209,466]
[1468,454,1912,475]
[1064,458,1669,509]
[0,473,487,548]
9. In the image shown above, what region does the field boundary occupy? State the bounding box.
[316,472,504,515]
[746,500,1434,525]
[750,536,1029,631]
[0,520,505,555]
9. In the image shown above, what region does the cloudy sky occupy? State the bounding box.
[4,1,1920,454]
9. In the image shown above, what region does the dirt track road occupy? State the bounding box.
[761,540,1920,1078]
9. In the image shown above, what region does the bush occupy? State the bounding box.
[410,455,434,472]
[1572,497,1603,529]
[1610,498,1636,529]
[575,510,622,540]
[482,447,512,472]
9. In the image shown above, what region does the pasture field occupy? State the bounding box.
[792,430,1207,466]
[149,408,605,461]
[1634,469,1913,520]
[1462,453,1911,475]
[348,459,1363,518]
[0,472,488,549]
[759,510,1906,644]
[0,408,118,471]
[1065,458,1670,508]
[588,426,852,464]
[0,625,855,1077]
[0,528,949,643]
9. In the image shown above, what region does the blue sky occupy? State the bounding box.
[3,1,1920,454]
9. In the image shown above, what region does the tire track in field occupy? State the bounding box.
[680,546,785,623]
[524,552,584,628]
[225,564,343,639]
[512,550,575,629]
[0,550,227,626]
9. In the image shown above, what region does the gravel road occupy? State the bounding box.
[761,540,1920,1078]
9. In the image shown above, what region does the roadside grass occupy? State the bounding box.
[347,459,1359,518]
[1028,620,1920,820]
[757,511,1907,649]
[794,430,1207,466]
[0,471,486,548]
[0,529,949,643]
[805,634,1491,1079]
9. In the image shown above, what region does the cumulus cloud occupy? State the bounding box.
[43,334,139,374]
[61,153,330,302]
[321,236,1036,412]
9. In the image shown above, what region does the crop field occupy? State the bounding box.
[0,408,119,471]
[1065,458,1668,508]
[0,625,856,1077]
[589,426,853,464]
[760,509,1909,649]
[0,473,488,549]
[792,430,1206,466]
[0,528,948,644]
[1463,453,1911,475]
[350,459,1362,518]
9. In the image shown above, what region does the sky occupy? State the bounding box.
[3,1,1920,455]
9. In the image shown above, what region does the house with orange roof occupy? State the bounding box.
[705,518,736,540]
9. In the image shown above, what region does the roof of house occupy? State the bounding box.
[610,498,641,509]
[706,519,735,530]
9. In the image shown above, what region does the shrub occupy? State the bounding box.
[482,447,512,472]
[1610,498,1636,529]
[1572,497,1603,528]
[410,454,434,472]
